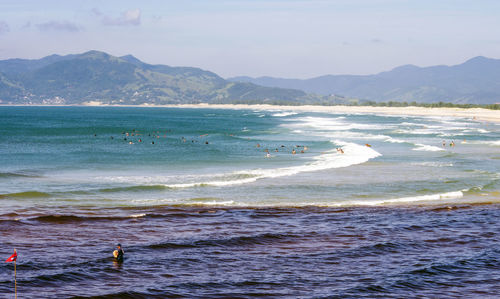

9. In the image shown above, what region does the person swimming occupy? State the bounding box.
[113,244,124,262]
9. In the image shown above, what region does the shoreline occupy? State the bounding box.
[165,104,500,123]
[2,103,499,123]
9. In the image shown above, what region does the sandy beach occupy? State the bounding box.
[158,104,500,123]
[6,103,499,123]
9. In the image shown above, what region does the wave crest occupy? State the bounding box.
[162,141,381,188]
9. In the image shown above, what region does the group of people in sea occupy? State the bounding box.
[443,140,456,147]
[94,130,366,158]
[120,129,171,145]
[97,130,320,157]
[94,129,214,146]
[257,143,310,157]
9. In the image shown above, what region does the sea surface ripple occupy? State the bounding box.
[0,106,499,297]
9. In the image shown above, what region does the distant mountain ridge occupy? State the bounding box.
[2,51,498,105]
[229,56,500,104]
[0,51,343,105]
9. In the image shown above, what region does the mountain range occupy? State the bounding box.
[229,56,500,104]
[0,51,341,105]
[0,51,498,105]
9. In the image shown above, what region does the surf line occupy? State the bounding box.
[165,141,382,189]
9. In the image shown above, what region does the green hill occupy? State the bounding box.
[0,51,343,105]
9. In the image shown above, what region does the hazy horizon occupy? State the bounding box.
[1,0,500,79]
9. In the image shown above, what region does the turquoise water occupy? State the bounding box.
[1,106,499,208]
[1,106,500,298]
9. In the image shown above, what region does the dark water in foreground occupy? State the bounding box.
[1,205,499,298]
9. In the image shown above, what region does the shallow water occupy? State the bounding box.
[0,106,499,297]
[1,206,500,298]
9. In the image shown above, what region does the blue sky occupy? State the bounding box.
[1,0,499,78]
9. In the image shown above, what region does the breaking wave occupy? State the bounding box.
[412,144,445,152]
[272,112,298,117]
[162,141,381,188]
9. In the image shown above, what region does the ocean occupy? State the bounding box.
[0,106,499,298]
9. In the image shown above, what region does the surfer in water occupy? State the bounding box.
[114,244,124,262]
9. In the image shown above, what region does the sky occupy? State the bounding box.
[1,0,500,78]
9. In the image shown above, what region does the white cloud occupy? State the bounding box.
[101,9,141,26]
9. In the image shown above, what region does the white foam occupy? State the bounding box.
[339,191,464,207]
[91,139,382,189]
[272,112,298,117]
[467,140,500,146]
[130,189,467,208]
[310,131,390,140]
[438,133,466,137]
[412,144,445,152]
[166,176,259,188]
[288,116,391,131]
[384,137,407,143]
[395,128,447,135]
[162,141,381,188]
[172,190,465,208]
[188,200,235,206]
[400,122,427,127]
[411,162,454,167]
[129,213,146,218]
[98,173,217,185]
[462,128,491,134]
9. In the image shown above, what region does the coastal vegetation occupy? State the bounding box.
[351,101,500,110]
[228,99,500,110]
